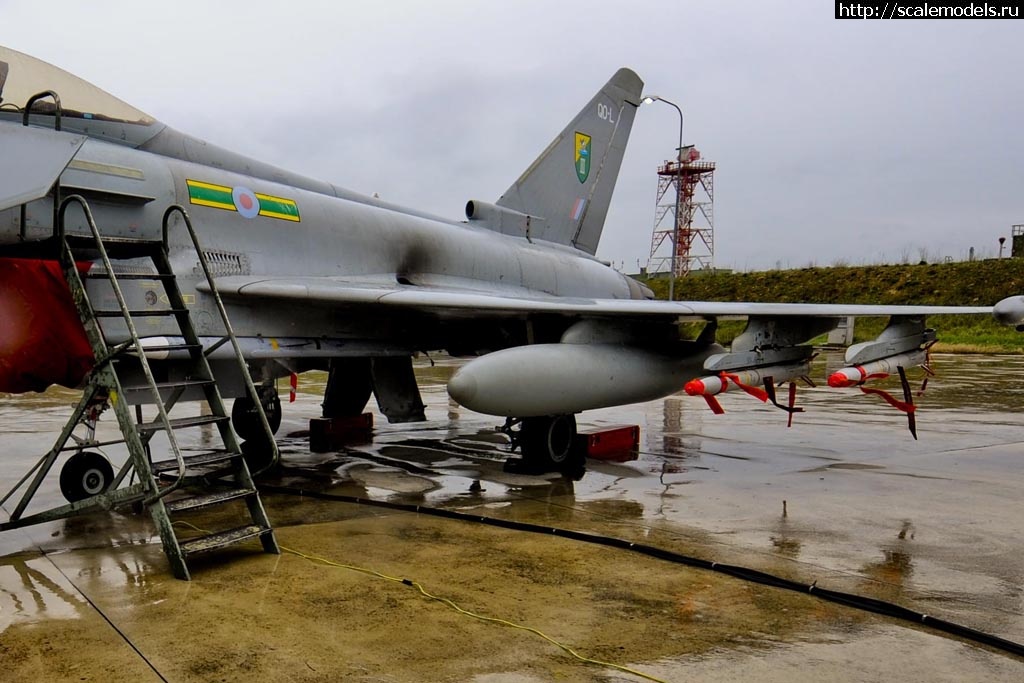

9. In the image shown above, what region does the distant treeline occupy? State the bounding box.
[642,259,1024,352]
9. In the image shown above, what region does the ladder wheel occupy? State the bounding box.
[231,387,282,441]
[59,451,114,503]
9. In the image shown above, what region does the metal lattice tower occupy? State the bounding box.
[647,146,715,278]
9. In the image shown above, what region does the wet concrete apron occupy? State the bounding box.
[2,353,1024,681]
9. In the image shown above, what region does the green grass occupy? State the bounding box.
[647,260,1024,353]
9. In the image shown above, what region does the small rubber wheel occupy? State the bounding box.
[60,451,115,503]
[232,386,282,441]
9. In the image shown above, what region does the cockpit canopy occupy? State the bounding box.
[0,45,154,125]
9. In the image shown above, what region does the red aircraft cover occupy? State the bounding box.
[0,258,94,393]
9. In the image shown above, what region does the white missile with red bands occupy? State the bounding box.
[827,349,927,388]
[684,361,812,419]
[684,362,811,398]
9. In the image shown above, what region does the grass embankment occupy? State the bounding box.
[643,260,1024,353]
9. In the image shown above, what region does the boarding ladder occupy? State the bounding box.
[0,192,281,580]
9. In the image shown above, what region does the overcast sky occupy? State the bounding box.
[3,0,1021,271]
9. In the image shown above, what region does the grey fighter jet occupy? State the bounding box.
[0,45,1005,482]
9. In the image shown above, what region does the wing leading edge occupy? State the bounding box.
[201,276,992,319]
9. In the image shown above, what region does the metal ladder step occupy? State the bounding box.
[84,272,174,280]
[131,343,203,355]
[151,449,239,473]
[93,308,188,317]
[179,524,270,556]
[138,414,229,434]
[165,488,255,513]
[65,234,164,254]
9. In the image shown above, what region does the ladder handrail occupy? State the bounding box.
[58,195,189,503]
[22,89,62,131]
[162,205,280,474]
[22,90,63,242]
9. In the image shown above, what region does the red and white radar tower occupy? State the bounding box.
[647,146,715,278]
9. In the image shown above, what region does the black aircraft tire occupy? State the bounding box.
[520,414,578,470]
[232,387,283,441]
[326,384,372,418]
[240,438,277,473]
[59,451,115,503]
[322,358,373,417]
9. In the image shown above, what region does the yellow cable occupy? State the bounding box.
[173,521,668,683]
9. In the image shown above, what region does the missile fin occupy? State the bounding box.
[787,383,798,428]
[702,394,725,415]
[898,366,918,440]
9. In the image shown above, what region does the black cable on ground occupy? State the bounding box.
[259,483,1024,659]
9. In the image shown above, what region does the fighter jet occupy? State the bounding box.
[0,45,1009,487]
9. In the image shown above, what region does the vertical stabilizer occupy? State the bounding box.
[496,68,643,255]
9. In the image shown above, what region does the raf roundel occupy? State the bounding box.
[232,186,260,219]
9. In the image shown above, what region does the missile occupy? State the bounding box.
[684,361,811,422]
[684,362,811,398]
[827,349,927,388]
[447,343,717,417]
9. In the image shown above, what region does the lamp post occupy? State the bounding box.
[641,95,683,302]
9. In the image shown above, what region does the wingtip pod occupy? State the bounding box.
[993,296,1024,330]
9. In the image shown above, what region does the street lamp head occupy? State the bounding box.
[641,95,659,104]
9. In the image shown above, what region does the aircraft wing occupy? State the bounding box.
[202,276,992,319]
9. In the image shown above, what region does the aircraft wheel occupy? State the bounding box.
[322,358,372,417]
[520,414,579,470]
[60,451,114,503]
[240,438,278,473]
[232,386,282,441]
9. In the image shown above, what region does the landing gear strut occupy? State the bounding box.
[505,414,582,474]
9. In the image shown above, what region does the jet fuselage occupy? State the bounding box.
[1,125,643,351]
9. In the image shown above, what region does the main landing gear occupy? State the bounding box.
[232,385,282,471]
[504,414,583,476]
[231,385,282,441]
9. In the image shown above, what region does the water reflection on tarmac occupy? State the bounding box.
[2,352,1024,681]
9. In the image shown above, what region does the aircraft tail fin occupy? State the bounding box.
[494,68,642,255]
